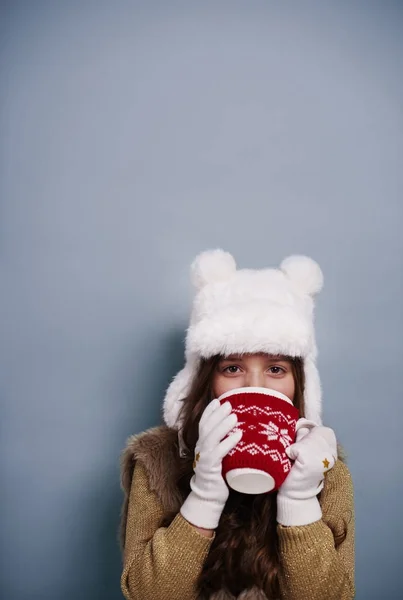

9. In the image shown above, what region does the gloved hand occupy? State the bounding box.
[277,419,338,527]
[180,398,242,530]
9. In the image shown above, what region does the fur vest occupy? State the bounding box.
[121,425,276,599]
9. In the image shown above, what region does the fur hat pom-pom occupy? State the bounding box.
[281,255,324,296]
[191,249,237,290]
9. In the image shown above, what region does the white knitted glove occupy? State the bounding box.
[180,398,242,530]
[277,419,338,527]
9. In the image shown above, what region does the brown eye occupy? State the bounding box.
[224,366,240,374]
[269,366,285,375]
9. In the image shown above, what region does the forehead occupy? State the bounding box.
[220,353,291,362]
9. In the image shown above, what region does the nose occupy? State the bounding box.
[245,370,266,388]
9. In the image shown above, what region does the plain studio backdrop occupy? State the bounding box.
[1,1,402,598]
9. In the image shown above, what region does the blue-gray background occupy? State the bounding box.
[1,1,402,598]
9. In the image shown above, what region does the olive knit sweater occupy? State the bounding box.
[120,426,355,600]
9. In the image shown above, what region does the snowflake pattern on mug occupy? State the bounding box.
[229,421,245,436]
[258,421,293,449]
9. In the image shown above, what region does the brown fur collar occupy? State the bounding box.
[120,425,184,548]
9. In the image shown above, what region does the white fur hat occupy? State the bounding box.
[163,250,324,429]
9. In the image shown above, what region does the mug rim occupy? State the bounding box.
[218,386,292,405]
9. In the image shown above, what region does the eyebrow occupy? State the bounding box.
[221,355,290,363]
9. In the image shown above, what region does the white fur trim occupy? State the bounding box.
[303,356,322,424]
[191,249,237,290]
[281,255,323,296]
[187,302,313,359]
[163,363,194,428]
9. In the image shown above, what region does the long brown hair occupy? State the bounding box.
[162,354,306,599]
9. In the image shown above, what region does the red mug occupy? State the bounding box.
[219,387,302,494]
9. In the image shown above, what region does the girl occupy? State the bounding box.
[120,250,355,600]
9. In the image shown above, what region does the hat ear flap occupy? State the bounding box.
[191,249,237,290]
[281,255,323,297]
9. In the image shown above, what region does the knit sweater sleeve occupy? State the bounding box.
[121,460,214,600]
[277,460,355,600]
